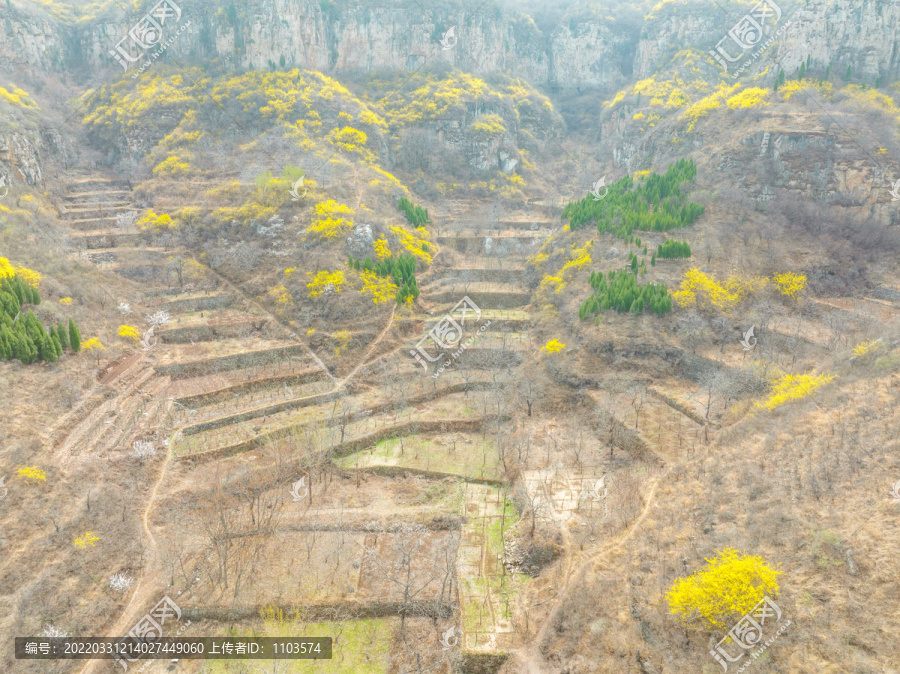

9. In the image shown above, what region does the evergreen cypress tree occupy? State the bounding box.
[57,321,69,349]
[69,319,82,352]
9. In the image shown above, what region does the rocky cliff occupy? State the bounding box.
[2,0,897,90]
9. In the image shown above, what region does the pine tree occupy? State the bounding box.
[798,62,805,80]
[845,65,852,81]
[69,318,82,352]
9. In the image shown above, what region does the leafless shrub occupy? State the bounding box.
[109,572,134,592]
[133,439,157,464]
[39,625,69,638]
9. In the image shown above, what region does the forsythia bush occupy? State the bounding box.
[758,373,834,410]
[332,329,352,357]
[306,270,345,298]
[851,339,882,359]
[771,272,806,299]
[373,238,392,261]
[82,337,106,352]
[667,548,781,630]
[306,200,354,240]
[74,531,100,549]
[726,87,770,109]
[267,284,294,314]
[137,210,174,232]
[17,465,47,482]
[541,339,566,354]
[358,270,399,305]
[118,325,141,340]
[672,269,747,310]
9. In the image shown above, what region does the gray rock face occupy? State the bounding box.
[483,236,494,256]
[346,224,374,259]
[604,247,620,260]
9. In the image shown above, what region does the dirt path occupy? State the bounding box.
[200,263,337,383]
[339,303,398,386]
[77,430,174,674]
[517,471,668,672]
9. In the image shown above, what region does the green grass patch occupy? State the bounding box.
[336,433,501,482]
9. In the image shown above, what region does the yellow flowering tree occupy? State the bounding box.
[726,87,770,109]
[667,548,781,630]
[851,339,882,360]
[82,337,107,364]
[267,284,294,315]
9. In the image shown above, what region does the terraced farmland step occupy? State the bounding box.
[171,367,328,407]
[66,179,132,193]
[177,385,506,462]
[155,342,311,379]
[425,268,526,284]
[436,231,546,241]
[162,292,235,313]
[157,317,271,343]
[426,287,531,310]
[59,205,134,220]
[63,190,133,204]
[67,216,121,231]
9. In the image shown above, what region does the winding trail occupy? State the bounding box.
[517,470,668,672]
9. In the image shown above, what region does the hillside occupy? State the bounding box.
[1,0,899,673]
